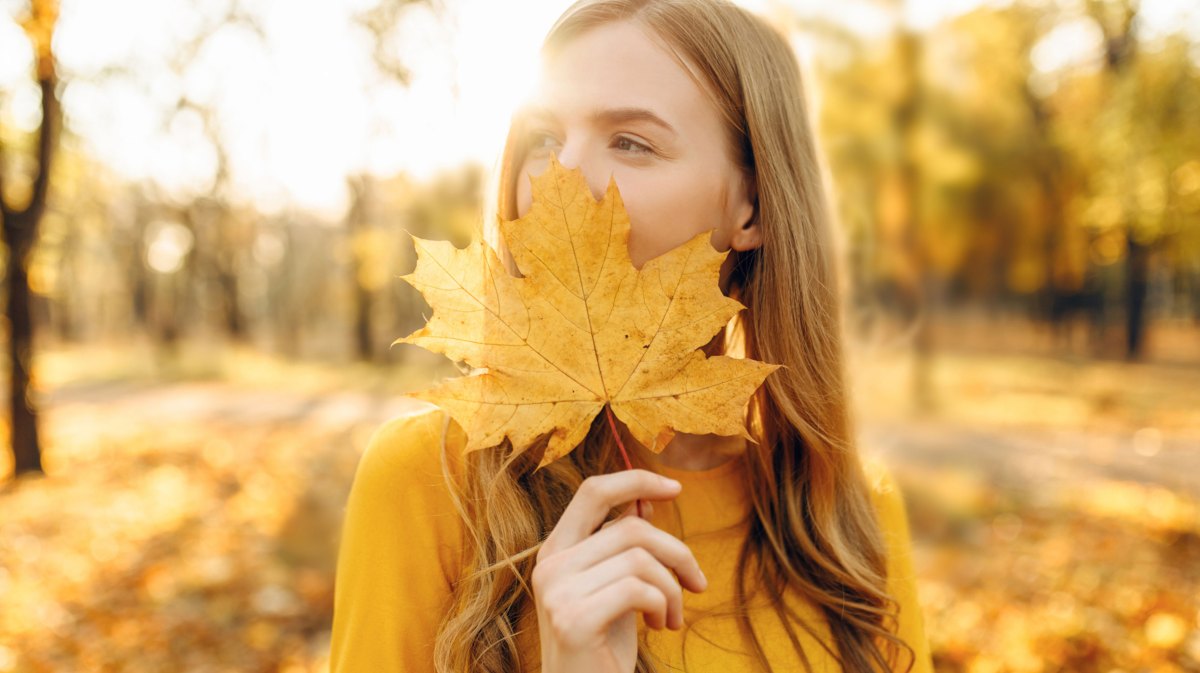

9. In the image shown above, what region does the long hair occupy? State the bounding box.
[433,1,916,671]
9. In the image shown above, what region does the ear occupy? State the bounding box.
[729,176,761,252]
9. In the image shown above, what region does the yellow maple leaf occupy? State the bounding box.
[396,155,779,469]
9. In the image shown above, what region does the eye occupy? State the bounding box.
[528,130,560,153]
[613,135,653,155]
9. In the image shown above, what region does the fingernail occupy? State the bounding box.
[661,477,681,488]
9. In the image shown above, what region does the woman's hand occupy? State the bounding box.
[532,470,708,673]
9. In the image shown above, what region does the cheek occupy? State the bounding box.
[511,164,725,268]
[516,171,532,218]
[623,173,727,268]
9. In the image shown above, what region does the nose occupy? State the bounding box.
[554,141,611,203]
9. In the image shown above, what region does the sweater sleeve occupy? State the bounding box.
[864,459,935,673]
[330,407,466,673]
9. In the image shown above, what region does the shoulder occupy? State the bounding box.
[342,402,468,573]
[859,459,935,671]
[332,403,469,670]
[349,402,469,516]
[859,456,912,542]
[861,456,901,503]
[358,403,465,482]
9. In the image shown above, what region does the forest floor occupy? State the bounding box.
[0,341,1197,672]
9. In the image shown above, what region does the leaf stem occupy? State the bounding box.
[604,405,643,518]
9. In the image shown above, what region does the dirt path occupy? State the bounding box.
[45,379,1198,498]
[862,418,1199,499]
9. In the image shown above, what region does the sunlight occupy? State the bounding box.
[438,0,555,166]
[6,0,1194,218]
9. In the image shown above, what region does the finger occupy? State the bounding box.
[574,547,683,630]
[568,516,707,594]
[601,498,653,530]
[544,470,680,553]
[575,576,669,635]
[622,496,654,519]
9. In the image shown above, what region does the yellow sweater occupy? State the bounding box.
[330,406,934,672]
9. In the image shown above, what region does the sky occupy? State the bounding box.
[1,0,572,217]
[0,0,1196,219]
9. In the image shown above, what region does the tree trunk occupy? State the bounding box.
[347,176,375,361]
[220,270,243,340]
[354,280,373,361]
[891,29,934,411]
[1125,236,1149,359]
[6,249,42,475]
[1,62,57,478]
[1086,0,1145,358]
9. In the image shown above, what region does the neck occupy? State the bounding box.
[631,430,746,471]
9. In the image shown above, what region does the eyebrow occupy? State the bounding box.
[524,105,678,137]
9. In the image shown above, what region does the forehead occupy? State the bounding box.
[533,21,717,130]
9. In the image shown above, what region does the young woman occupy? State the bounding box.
[330,1,933,672]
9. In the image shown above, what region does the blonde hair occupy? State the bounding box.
[434,1,916,671]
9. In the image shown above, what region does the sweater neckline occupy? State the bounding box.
[640,449,750,538]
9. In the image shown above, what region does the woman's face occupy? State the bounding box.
[515,20,761,276]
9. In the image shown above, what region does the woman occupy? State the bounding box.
[330,1,933,671]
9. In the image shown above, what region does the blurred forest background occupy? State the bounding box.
[0,0,1197,671]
